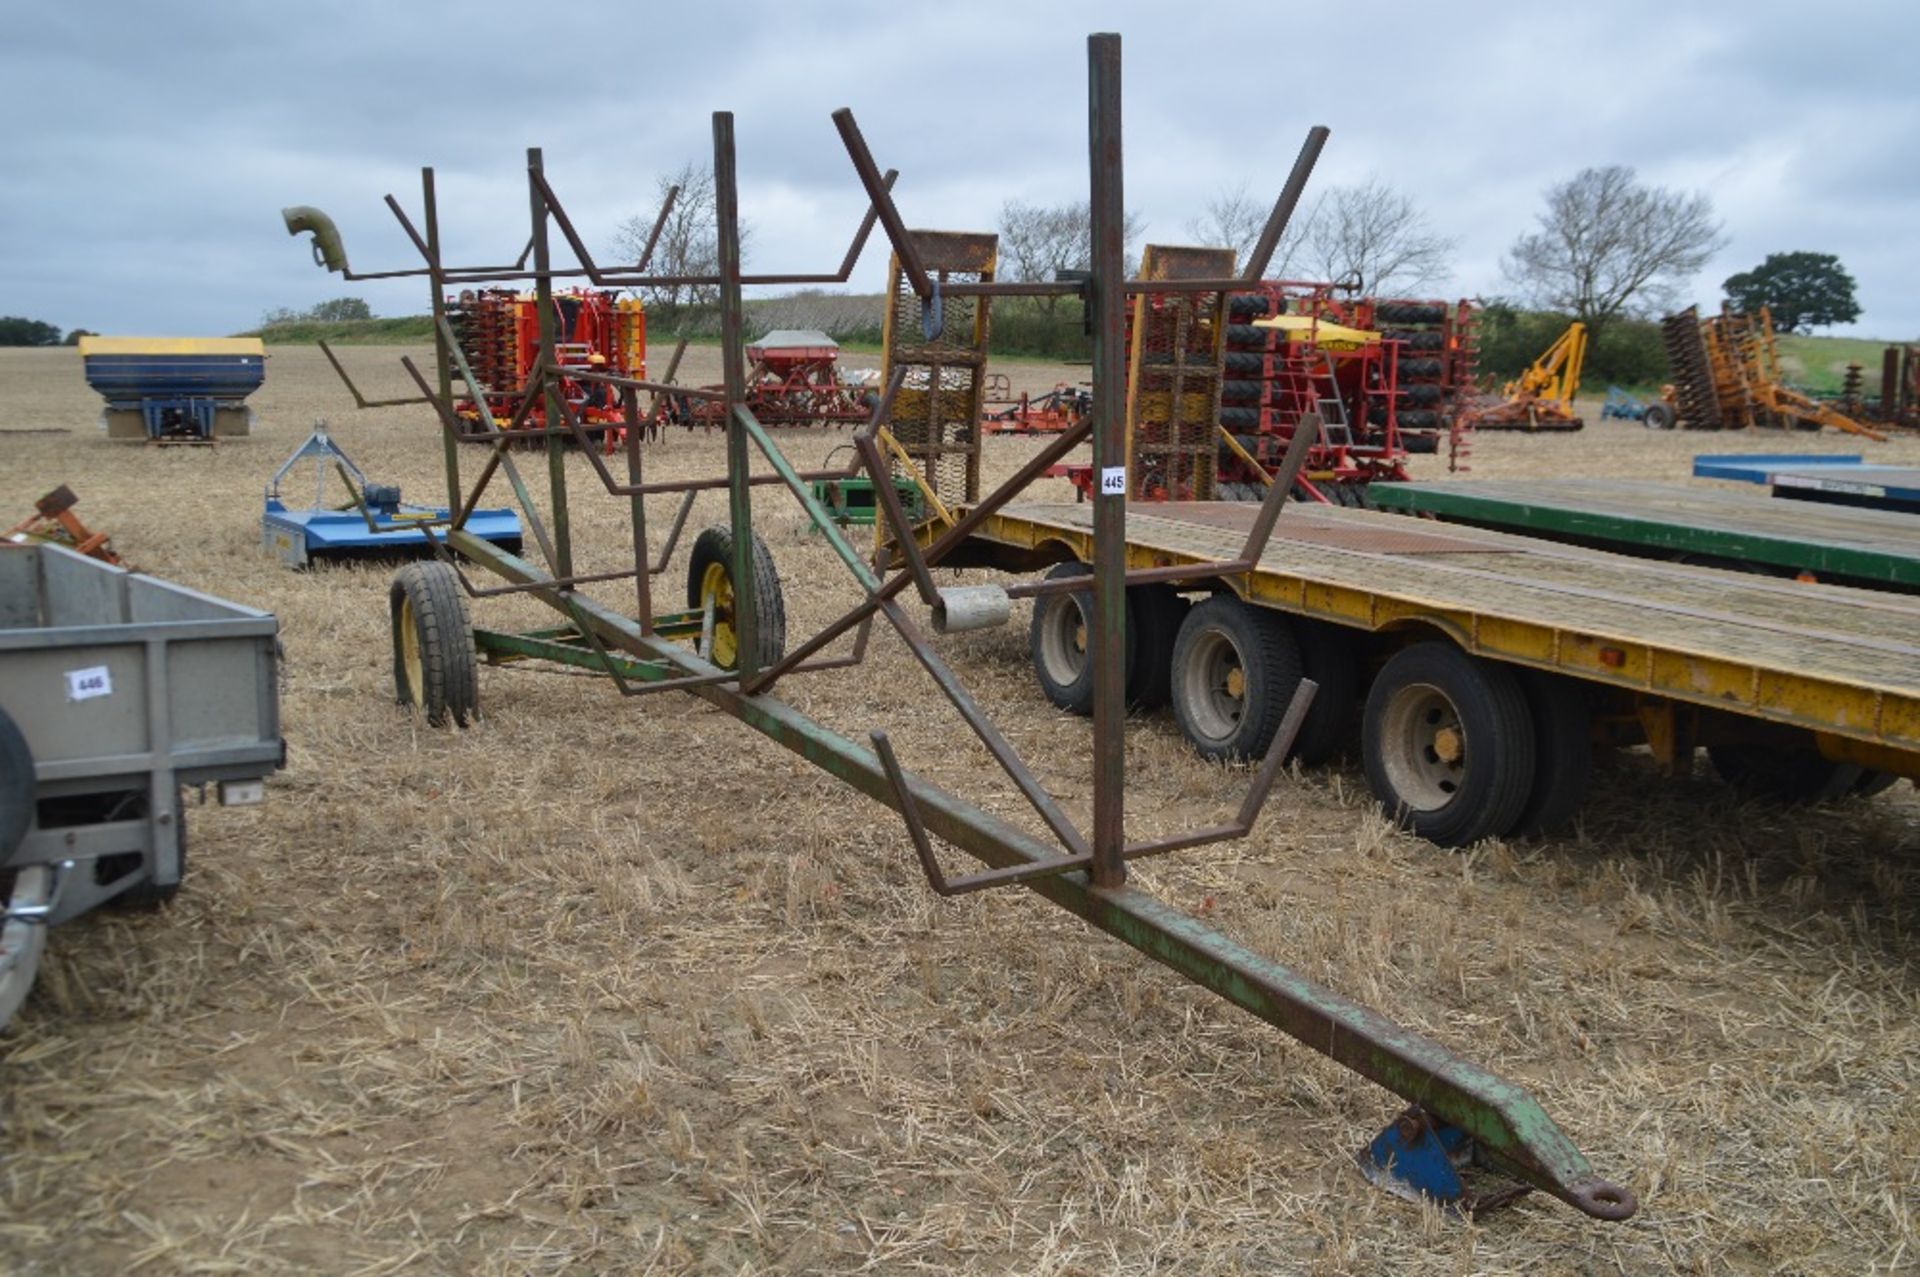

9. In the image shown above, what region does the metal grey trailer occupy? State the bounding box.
[0,543,283,1026]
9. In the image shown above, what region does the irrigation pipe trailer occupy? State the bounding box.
[283,34,1638,1221]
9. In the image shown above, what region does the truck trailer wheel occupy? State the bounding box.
[1028,563,1135,715]
[1288,619,1358,765]
[1127,585,1188,711]
[687,525,788,673]
[1508,669,1592,837]
[0,707,33,861]
[1363,642,1536,847]
[1170,595,1301,763]
[1707,743,1863,803]
[390,561,479,727]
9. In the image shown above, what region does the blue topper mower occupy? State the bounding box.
[262,422,521,567]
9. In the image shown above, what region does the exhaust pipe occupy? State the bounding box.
[282,206,350,275]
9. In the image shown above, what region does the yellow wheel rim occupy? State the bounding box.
[399,595,424,704]
[700,561,738,668]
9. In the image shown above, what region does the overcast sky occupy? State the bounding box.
[5,1,1915,339]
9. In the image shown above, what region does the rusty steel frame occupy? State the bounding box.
[285,32,1636,1223]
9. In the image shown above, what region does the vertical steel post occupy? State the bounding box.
[623,387,653,633]
[422,167,462,513]
[528,147,573,579]
[713,113,759,678]
[1086,33,1127,889]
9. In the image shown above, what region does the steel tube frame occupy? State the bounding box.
[286,31,1637,1223]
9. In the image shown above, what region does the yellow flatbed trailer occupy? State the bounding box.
[953,499,1920,844]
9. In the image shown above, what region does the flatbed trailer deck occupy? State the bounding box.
[1367,477,1920,592]
[955,498,1920,841]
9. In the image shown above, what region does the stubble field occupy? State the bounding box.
[2,344,1917,1274]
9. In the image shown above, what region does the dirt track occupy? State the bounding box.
[2,344,1917,1274]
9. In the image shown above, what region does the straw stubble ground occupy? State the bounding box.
[1,345,1916,1274]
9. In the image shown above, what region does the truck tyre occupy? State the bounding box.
[391,560,479,726]
[1363,642,1536,847]
[1171,594,1302,763]
[1642,403,1676,430]
[1290,619,1358,765]
[1127,586,1189,711]
[1029,563,1134,716]
[1508,670,1593,837]
[1852,770,1901,798]
[0,707,32,860]
[687,525,788,673]
[1707,743,1863,803]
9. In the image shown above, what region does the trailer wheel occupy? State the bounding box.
[1853,770,1902,797]
[1508,670,1592,837]
[1363,642,1535,847]
[390,560,479,727]
[0,707,32,861]
[687,525,788,672]
[1290,619,1358,765]
[1029,563,1135,715]
[1642,403,1676,431]
[1171,595,1302,763]
[1707,743,1863,803]
[1127,586,1188,711]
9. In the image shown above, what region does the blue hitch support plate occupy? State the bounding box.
[1357,1105,1532,1217]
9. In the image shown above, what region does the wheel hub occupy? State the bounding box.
[1378,681,1468,811]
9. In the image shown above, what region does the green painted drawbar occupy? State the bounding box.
[1369,478,1920,593]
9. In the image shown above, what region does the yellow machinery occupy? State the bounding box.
[1463,321,1586,431]
[1660,306,1885,440]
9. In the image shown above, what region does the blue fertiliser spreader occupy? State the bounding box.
[79,336,267,443]
[262,424,521,567]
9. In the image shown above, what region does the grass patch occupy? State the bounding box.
[242,316,438,345]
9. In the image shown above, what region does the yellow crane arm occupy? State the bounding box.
[1505,321,1586,408]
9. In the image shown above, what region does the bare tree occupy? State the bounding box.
[1186,177,1452,292]
[997,199,1145,312]
[1504,165,1725,340]
[1299,179,1454,295]
[1184,183,1276,272]
[611,161,754,313]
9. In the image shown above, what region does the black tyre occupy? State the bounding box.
[1404,384,1443,407]
[114,789,186,910]
[1227,325,1275,347]
[1401,432,1440,454]
[1290,619,1359,765]
[1030,563,1138,715]
[1399,358,1446,379]
[1362,642,1536,847]
[1509,670,1592,837]
[391,560,479,727]
[1707,743,1863,803]
[1852,770,1902,798]
[1220,407,1261,430]
[1385,330,1445,350]
[1128,586,1190,711]
[1375,302,1447,325]
[0,707,32,861]
[1228,294,1273,318]
[1170,595,1303,763]
[1225,352,1269,375]
[1220,380,1265,404]
[687,524,788,673]
[1642,403,1676,431]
